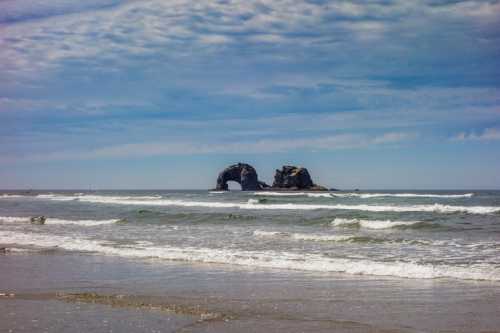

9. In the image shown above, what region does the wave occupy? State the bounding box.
[0,194,25,198]
[254,192,332,198]
[40,195,500,214]
[47,218,121,226]
[36,194,162,201]
[254,192,474,199]
[0,216,120,227]
[0,230,498,281]
[253,230,289,238]
[331,218,431,230]
[332,193,475,199]
[253,229,355,242]
[253,230,423,244]
[0,216,29,223]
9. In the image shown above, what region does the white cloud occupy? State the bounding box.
[2,0,496,78]
[453,127,500,141]
[199,34,232,44]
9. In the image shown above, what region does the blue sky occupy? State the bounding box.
[1,0,499,189]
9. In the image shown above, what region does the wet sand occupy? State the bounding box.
[1,251,500,332]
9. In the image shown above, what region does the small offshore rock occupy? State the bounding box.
[30,216,46,225]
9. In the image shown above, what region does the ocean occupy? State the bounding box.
[2,189,500,332]
[1,189,499,281]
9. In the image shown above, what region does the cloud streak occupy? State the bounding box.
[4,131,416,163]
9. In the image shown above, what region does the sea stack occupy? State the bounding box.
[272,165,328,191]
[214,163,327,191]
[215,163,270,191]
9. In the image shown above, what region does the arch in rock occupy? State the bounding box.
[215,163,268,191]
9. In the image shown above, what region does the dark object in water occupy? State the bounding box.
[272,165,328,191]
[30,216,46,225]
[215,163,270,191]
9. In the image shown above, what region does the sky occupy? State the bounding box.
[0,0,499,189]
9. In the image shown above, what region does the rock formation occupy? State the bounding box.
[215,163,270,191]
[272,165,328,191]
[215,163,328,191]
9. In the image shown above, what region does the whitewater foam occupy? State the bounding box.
[247,198,261,204]
[254,192,333,198]
[332,193,474,199]
[37,195,499,214]
[47,218,121,226]
[290,233,355,242]
[0,230,498,281]
[0,194,24,198]
[0,216,120,226]
[254,192,474,199]
[331,218,424,229]
[253,230,288,238]
[254,229,355,242]
[0,216,30,223]
[37,194,162,201]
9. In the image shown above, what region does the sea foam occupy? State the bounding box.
[44,196,500,214]
[332,193,474,199]
[254,192,474,199]
[253,229,355,242]
[0,194,24,198]
[254,192,333,198]
[1,230,498,281]
[331,218,424,229]
[0,216,120,226]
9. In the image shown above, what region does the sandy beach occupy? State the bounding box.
[2,250,500,333]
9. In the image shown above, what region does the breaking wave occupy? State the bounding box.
[36,194,162,201]
[330,218,433,230]
[1,230,498,281]
[254,192,332,198]
[254,230,356,242]
[254,192,474,199]
[33,194,500,214]
[334,193,474,199]
[0,216,120,226]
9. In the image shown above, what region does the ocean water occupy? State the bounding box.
[1,190,500,281]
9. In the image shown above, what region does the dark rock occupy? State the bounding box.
[30,216,46,225]
[272,165,328,191]
[215,163,269,191]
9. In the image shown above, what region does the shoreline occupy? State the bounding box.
[2,251,500,332]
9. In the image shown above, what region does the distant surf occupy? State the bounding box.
[254,191,474,199]
[31,194,500,214]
